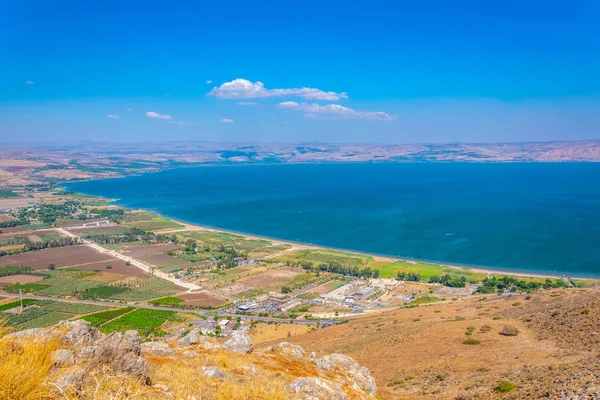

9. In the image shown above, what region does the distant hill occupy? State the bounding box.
[1,140,599,186]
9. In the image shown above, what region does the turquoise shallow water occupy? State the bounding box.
[65,163,600,278]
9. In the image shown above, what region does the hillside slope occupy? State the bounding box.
[281,288,600,399]
[0,321,377,400]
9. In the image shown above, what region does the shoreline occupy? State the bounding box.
[61,185,599,283]
[161,216,581,280]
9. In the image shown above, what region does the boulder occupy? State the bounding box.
[200,366,226,379]
[119,352,148,377]
[141,341,176,358]
[52,349,76,368]
[272,342,306,360]
[53,366,85,394]
[222,330,252,354]
[177,328,201,347]
[286,377,348,400]
[63,320,99,347]
[182,351,201,358]
[198,336,220,350]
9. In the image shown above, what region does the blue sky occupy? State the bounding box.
[1,0,599,143]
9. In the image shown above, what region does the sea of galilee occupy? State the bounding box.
[65,162,600,279]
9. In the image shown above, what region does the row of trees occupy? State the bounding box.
[397,271,421,282]
[476,276,569,293]
[429,274,468,287]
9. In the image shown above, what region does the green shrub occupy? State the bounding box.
[463,339,481,345]
[494,380,517,393]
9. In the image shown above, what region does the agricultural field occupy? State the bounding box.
[0,245,113,269]
[310,279,348,295]
[238,266,304,290]
[176,292,227,307]
[178,230,277,254]
[2,300,108,329]
[274,249,368,268]
[105,276,179,301]
[122,212,184,231]
[0,274,45,287]
[122,243,181,257]
[99,308,176,336]
[150,296,183,306]
[80,307,135,326]
[72,226,126,236]
[247,244,292,258]
[65,259,148,277]
[137,253,190,270]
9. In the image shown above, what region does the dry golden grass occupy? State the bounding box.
[0,336,59,400]
[249,322,313,345]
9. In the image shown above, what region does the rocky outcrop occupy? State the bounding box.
[60,320,100,347]
[286,377,348,400]
[141,341,177,358]
[54,366,85,394]
[3,319,379,399]
[201,366,226,379]
[222,330,252,354]
[315,354,377,395]
[272,342,306,360]
[52,349,76,368]
[75,329,147,377]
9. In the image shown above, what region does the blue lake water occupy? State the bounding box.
[65,163,600,278]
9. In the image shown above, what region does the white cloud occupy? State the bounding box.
[125,108,132,112]
[206,80,212,84]
[146,111,172,120]
[25,80,34,85]
[107,114,120,119]
[168,121,184,125]
[221,118,234,123]
[237,101,257,106]
[278,101,394,121]
[209,79,348,101]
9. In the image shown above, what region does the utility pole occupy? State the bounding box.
[19,289,23,312]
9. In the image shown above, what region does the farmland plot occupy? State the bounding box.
[0,245,112,269]
[100,308,175,336]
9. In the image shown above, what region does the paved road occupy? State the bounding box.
[56,227,202,291]
[0,291,325,325]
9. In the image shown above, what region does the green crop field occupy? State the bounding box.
[274,249,369,268]
[4,283,51,293]
[179,230,272,253]
[99,308,175,336]
[38,232,63,241]
[150,296,183,305]
[80,286,130,299]
[0,190,19,198]
[123,212,183,231]
[107,277,178,301]
[39,301,107,314]
[0,298,37,311]
[80,307,135,326]
[2,300,107,329]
